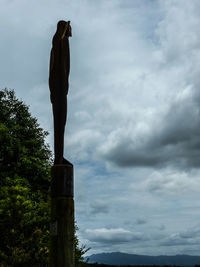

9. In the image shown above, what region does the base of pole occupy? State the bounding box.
[49,164,74,267]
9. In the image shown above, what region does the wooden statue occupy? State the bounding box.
[49,20,72,165]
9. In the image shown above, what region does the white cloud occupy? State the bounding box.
[161,224,200,247]
[144,170,200,195]
[131,168,200,197]
[90,200,110,215]
[85,228,148,244]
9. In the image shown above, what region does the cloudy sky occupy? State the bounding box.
[1,0,200,256]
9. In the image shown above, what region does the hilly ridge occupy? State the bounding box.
[86,252,200,266]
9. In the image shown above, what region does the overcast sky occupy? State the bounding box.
[1,0,200,256]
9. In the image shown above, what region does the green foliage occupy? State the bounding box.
[75,225,90,267]
[0,177,49,266]
[0,89,51,266]
[0,89,88,266]
[0,89,52,194]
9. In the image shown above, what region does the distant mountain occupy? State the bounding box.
[86,252,200,266]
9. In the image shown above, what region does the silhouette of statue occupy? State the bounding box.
[49,20,72,165]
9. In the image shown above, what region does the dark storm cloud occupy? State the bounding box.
[103,86,200,169]
[136,218,147,225]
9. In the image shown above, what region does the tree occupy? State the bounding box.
[0,89,88,266]
[75,225,90,267]
[0,176,49,266]
[0,89,52,194]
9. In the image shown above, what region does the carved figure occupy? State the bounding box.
[49,20,72,165]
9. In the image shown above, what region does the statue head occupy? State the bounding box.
[57,20,72,38]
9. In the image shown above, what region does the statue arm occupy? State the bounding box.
[49,48,54,74]
[49,48,55,99]
[61,37,70,77]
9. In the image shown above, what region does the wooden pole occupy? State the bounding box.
[49,164,74,267]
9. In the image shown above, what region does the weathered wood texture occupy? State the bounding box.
[49,165,74,267]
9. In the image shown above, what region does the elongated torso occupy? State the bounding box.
[49,34,70,102]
